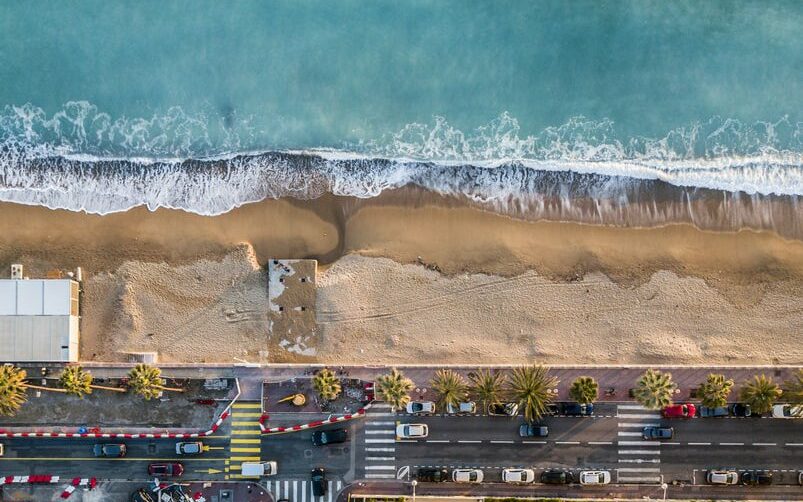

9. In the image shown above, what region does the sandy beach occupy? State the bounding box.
[1,190,801,364]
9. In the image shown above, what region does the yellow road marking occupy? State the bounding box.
[194,468,223,474]
[232,412,263,418]
[233,402,262,409]
[231,438,261,444]
[229,456,260,461]
[204,446,225,450]
[224,459,230,465]
[232,421,260,426]
[230,474,260,479]
[229,464,241,470]
[231,430,262,435]
[230,447,260,453]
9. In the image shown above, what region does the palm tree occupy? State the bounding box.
[569,376,599,404]
[59,366,126,398]
[128,364,184,400]
[0,365,28,416]
[508,365,559,422]
[469,369,507,413]
[633,369,676,410]
[375,368,415,411]
[698,373,734,408]
[431,369,468,411]
[740,374,782,415]
[59,366,93,398]
[783,369,803,405]
[312,368,342,401]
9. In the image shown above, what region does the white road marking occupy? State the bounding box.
[293,480,298,502]
[618,440,655,446]
[365,473,395,479]
[588,441,613,445]
[617,413,662,419]
[458,440,482,443]
[365,430,394,435]
[688,442,711,446]
[426,440,450,443]
[619,450,661,455]
[372,403,392,409]
[619,459,661,463]
[618,431,642,436]
[617,467,661,472]
[618,405,653,410]
[365,438,396,444]
[617,476,662,483]
[719,442,744,446]
[283,481,289,499]
[365,456,396,461]
[301,480,307,502]
[662,442,680,445]
[786,443,803,446]
[365,447,396,452]
[368,412,395,417]
[522,440,547,444]
[618,422,659,428]
[367,421,396,426]
[752,442,776,446]
[555,441,581,445]
[327,481,333,502]
[490,440,515,444]
[365,465,396,470]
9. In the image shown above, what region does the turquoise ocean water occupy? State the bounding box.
[0,1,801,226]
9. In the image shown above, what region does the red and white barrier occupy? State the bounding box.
[60,477,97,499]
[259,406,368,434]
[0,380,240,440]
[0,475,60,485]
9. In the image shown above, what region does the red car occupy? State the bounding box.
[148,463,184,477]
[662,403,696,418]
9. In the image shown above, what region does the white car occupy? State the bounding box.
[772,404,803,418]
[406,401,435,414]
[452,468,484,483]
[446,401,477,414]
[502,468,535,484]
[396,423,428,439]
[707,470,738,485]
[579,470,611,485]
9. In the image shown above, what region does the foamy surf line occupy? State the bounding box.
[0,150,802,239]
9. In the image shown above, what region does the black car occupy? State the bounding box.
[540,469,574,484]
[488,402,519,416]
[312,428,348,446]
[519,423,549,437]
[741,470,772,486]
[730,403,752,417]
[311,468,327,496]
[93,443,127,457]
[416,468,449,482]
[642,426,673,440]
[561,403,594,416]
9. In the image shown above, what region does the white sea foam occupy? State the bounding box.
[0,102,801,216]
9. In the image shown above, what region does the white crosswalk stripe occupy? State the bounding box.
[616,404,663,483]
[362,414,398,478]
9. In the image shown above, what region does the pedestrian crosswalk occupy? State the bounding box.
[225,401,264,480]
[264,479,342,502]
[615,404,662,484]
[361,403,398,479]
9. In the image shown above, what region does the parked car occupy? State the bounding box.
[740,470,772,486]
[579,470,610,485]
[396,423,428,439]
[699,406,729,417]
[130,488,156,502]
[642,426,673,440]
[241,461,277,477]
[148,463,184,477]
[544,403,560,416]
[729,403,752,417]
[93,443,126,457]
[540,469,574,484]
[519,423,549,437]
[562,403,594,416]
[311,468,327,496]
[772,404,803,418]
[312,428,348,446]
[707,470,738,485]
[452,468,484,483]
[799,471,803,486]
[406,401,435,414]
[488,402,519,416]
[502,468,535,484]
[175,442,203,455]
[662,403,696,418]
[416,468,449,482]
[446,401,477,414]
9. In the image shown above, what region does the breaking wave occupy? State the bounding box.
[0,101,801,237]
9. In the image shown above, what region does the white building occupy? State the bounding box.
[0,277,80,362]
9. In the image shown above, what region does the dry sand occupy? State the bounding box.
[1,192,802,364]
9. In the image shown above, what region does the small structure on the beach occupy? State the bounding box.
[0,264,81,361]
[267,259,317,357]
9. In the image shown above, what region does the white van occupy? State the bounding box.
[241,461,277,477]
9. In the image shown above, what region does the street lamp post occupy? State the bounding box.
[660,481,668,501]
[411,479,418,502]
